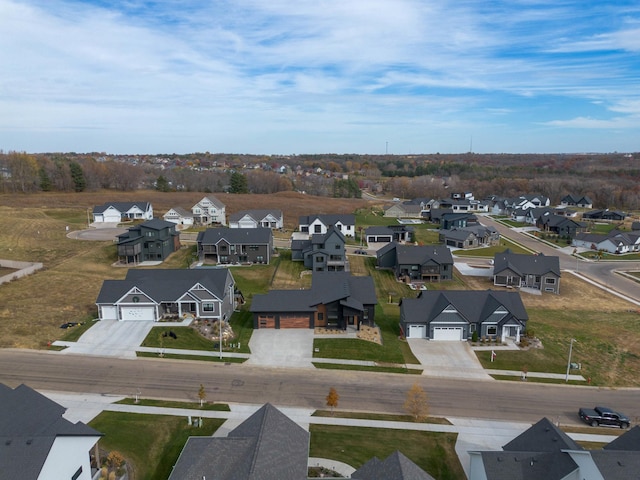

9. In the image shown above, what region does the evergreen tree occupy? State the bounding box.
[69,161,86,192]
[39,167,52,191]
[229,172,248,193]
[155,175,171,192]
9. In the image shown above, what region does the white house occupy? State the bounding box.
[163,206,194,226]
[0,383,102,480]
[229,209,284,229]
[192,196,226,225]
[92,201,153,223]
[298,214,356,237]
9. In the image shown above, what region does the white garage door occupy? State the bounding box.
[120,306,155,321]
[408,325,426,339]
[433,327,463,341]
[101,306,117,320]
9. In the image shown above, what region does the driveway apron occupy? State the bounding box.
[59,320,154,358]
[246,329,314,368]
[407,339,493,380]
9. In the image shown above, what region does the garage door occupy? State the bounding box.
[433,327,463,341]
[279,315,310,328]
[120,306,155,321]
[408,325,426,339]
[101,306,117,320]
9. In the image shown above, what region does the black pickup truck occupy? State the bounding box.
[578,406,630,428]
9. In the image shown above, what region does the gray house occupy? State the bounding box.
[250,271,376,330]
[197,227,273,264]
[469,418,640,480]
[96,268,236,322]
[377,243,453,282]
[439,225,500,249]
[400,290,528,341]
[365,225,413,245]
[228,209,284,229]
[116,218,181,265]
[291,226,347,272]
[493,251,561,294]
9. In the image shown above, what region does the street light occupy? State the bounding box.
[565,338,576,382]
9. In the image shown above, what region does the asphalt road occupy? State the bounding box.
[1,350,637,426]
[480,216,640,304]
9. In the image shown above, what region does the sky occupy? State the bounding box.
[1,0,639,155]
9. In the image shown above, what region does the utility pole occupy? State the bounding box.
[565,338,576,382]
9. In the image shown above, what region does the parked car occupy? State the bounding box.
[354,249,368,255]
[578,406,630,428]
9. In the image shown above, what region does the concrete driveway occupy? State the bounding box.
[246,330,314,368]
[407,339,492,380]
[58,320,154,358]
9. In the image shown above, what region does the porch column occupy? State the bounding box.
[501,329,506,343]
[516,327,521,343]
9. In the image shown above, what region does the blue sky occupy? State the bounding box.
[1,0,639,154]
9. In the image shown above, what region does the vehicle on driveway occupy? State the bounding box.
[354,249,368,255]
[578,406,630,428]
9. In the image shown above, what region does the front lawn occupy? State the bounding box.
[309,425,464,480]
[89,412,224,480]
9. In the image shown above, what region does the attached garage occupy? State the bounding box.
[278,314,310,328]
[120,306,155,321]
[257,315,275,329]
[432,326,464,341]
[407,324,426,339]
[100,306,117,320]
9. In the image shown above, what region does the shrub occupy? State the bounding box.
[471,331,478,343]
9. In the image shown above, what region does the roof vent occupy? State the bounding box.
[26,439,33,445]
[5,440,11,446]
[618,460,624,467]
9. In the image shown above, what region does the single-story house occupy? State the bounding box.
[469,418,640,480]
[560,194,593,209]
[573,230,640,254]
[96,268,236,322]
[439,225,500,249]
[228,209,284,229]
[163,206,194,226]
[493,251,561,294]
[92,201,153,223]
[582,209,626,221]
[192,196,226,225]
[298,214,356,237]
[250,271,377,330]
[400,290,528,342]
[291,226,347,272]
[0,383,102,480]
[196,227,273,264]
[377,243,453,282]
[536,214,586,238]
[383,203,424,218]
[116,218,181,264]
[365,225,413,245]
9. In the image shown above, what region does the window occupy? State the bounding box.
[249,245,259,251]
[71,466,83,480]
[545,277,556,284]
[220,256,228,263]
[317,313,324,321]
[335,244,340,249]
[314,225,322,233]
[220,245,227,252]
[411,265,419,271]
[316,256,324,263]
[202,303,214,312]
[487,326,497,336]
[146,231,154,237]
[256,255,264,263]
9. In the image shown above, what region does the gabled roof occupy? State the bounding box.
[311,225,346,245]
[396,244,453,266]
[493,252,560,277]
[0,384,102,480]
[603,425,640,451]
[93,201,151,214]
[168,404,309,480]
[193,196,225,209]
[228,209,283,223]
[165,206,192,217]
[401,290,528,326]
[366,226,394,236]
[197,227,272,245]
[478,451,578,480]
[299,213,355,226]
[96,268,232,304]
[352,451,435,480]
[134,218,176,230]
[503,417,582,452]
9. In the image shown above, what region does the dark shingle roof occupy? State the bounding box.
[352,451,436,480]
[228,209,283,223]
[493,252,560,277]
[479,451,578,480]
[396,244,453,266]
[298,213,355,226]
[603,425,640,451]
[503,417,582,452]
[168,404,309,480]
[96,268,232,304]
[0,384,101,480]
[197,227,272,244]
[590,450,640,479]
[93,201,151,214]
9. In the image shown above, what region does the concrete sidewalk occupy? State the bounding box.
[42,391,620,480]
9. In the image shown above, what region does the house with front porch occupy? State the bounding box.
[92,201,153,223]
[96,268,236,322]
[298,214,355,237]
[400,290,528,342]
[493,251,561,294]
[560,194,593,209]
[228,209,283,229]
[192,196,226,226]
[536,214,586,238]
[196,227,273,264]
[377,243,453,282]
[250,271,376,330]
[439,225,500,249]
[116,219,181,264]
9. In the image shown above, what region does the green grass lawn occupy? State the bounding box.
[309,425,464,480]
[453,238,532,257]
[313,363,423,374]
[312,410,451,425]
[89,412,224,480]
[116,398,231,411]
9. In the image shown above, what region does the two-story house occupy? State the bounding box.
[196,227,273,264]
[116,219,181,264]
[192,196,226,226]
[377,243,454,283]
[298,214,355,238]
[291,226,347,272]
